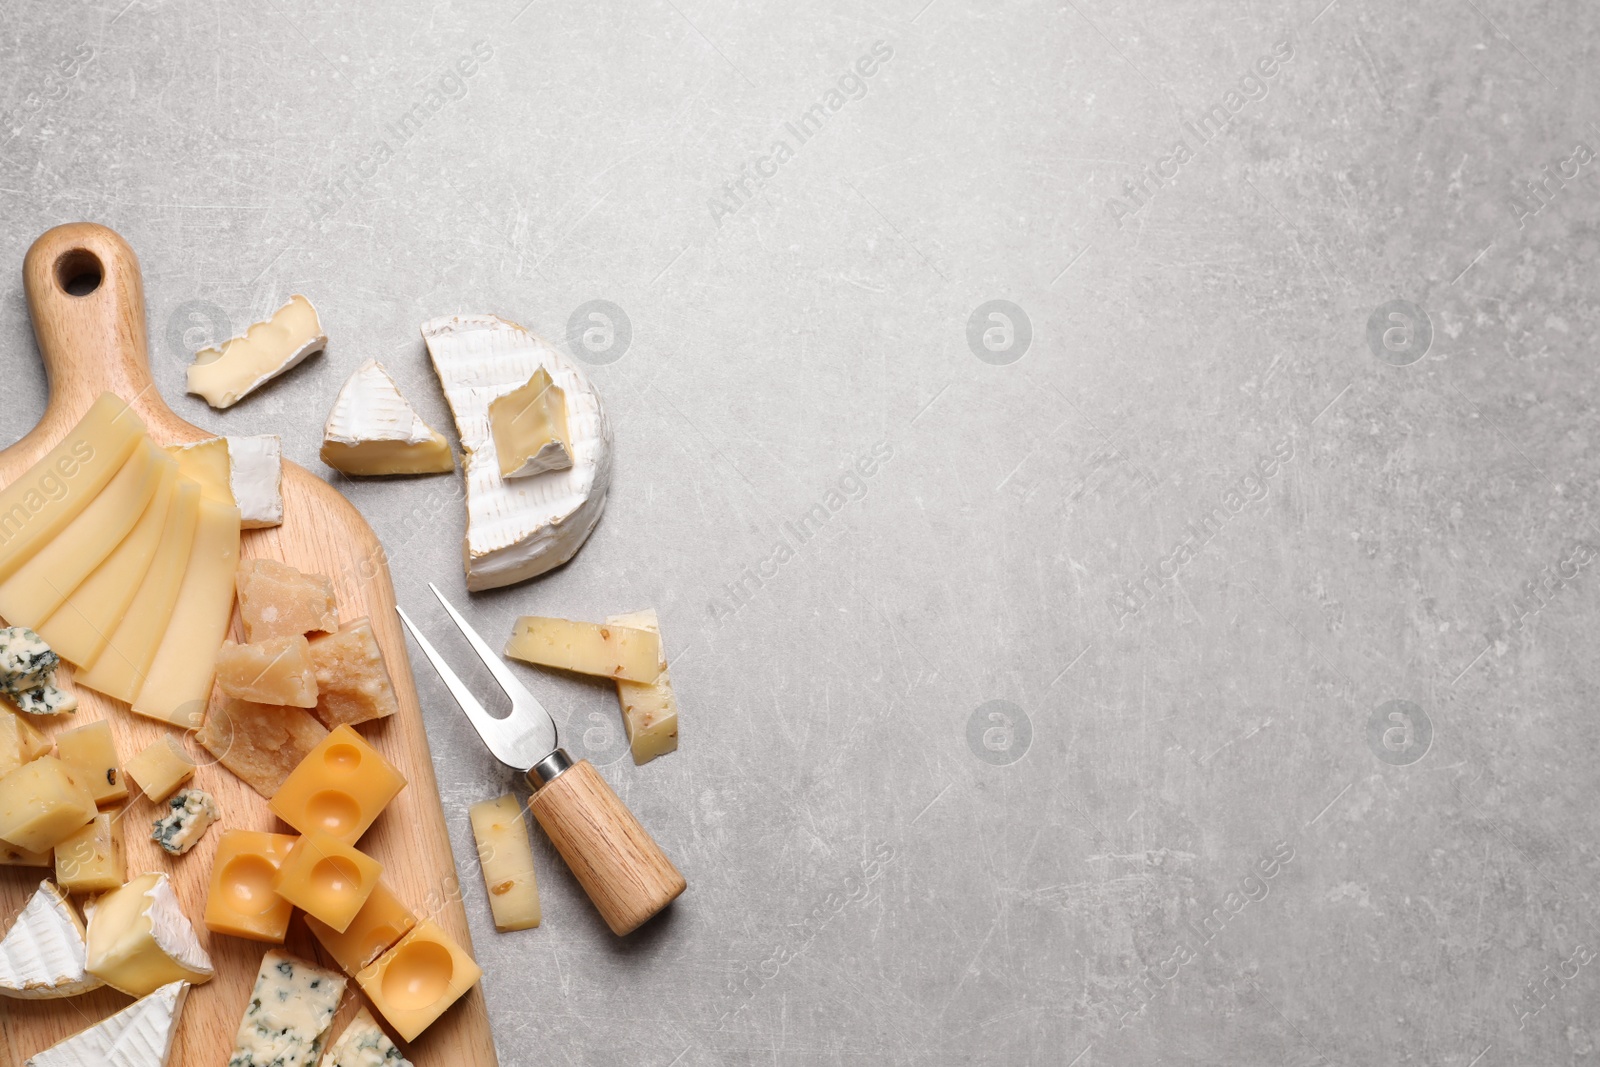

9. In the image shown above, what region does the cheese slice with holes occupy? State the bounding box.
[0,880,102,999]
[421,315,611,590]
[25,980,188,1066]
[187,295,326,409]
[320,359,454,476]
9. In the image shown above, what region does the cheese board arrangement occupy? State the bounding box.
[0,224,685,1066]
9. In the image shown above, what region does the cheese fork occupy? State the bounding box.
[398,584,685,935]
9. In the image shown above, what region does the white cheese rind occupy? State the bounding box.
[229,950,347,1067]
[187,295,326,409]
[321,359,454,475]
[421,314,612,590]
[25,980,189,1066]
[0,880,102,999]
[84,871,214,996]
[229,435,284,529]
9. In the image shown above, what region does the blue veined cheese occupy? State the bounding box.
[230,950,347,1067]
[0,627,59,694]
[318,1007,412,1067]
[151,789,220,856]
[9,681,77,716]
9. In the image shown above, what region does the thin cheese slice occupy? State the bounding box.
[38,460,178,668]
[0,394,146,583]
[77,482,201,703]
[131,496,240,727]
[187,295,326,409]
[0,439,168,629]
[166,439,231,505]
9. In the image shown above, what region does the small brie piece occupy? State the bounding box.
[25,979,189,1067]
[0,880,102,999]
[489,366,572,478]
[229,435,284,529]
[321,359,454,476]
[319,1006,413,1067]
[84,871,214,996]
[421,314,612,590]
[187,295,326,409]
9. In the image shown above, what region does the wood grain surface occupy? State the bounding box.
[0,223,497,1066]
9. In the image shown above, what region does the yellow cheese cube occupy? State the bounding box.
[0,755,98,852]
[204,829,297,942]
[55,719,128,805]
[236,558,338,641]
[608,609,679,765]
[505,616,662,682]
[55,811,125,893]
[124,735,196,803]
[268,725,405,844]
[0,841,51,865]
[215,635,319,707]
[304,880,417,974]
[306,618,400,728]
[272,831,382,932]
[357,919,482,1041]
[468,793,540,930]
[0,707,49,778]
[196,697,328,798]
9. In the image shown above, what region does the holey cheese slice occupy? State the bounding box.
[321,359,454,476]
[25,980,189,1067]
[187,294,326,409]
[0,880,103,999]
[421,315,612,590]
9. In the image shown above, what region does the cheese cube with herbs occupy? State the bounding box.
[608,609,679,765]
[505,616,663,682]
[198,697,329,798]
[125,736,196,802]
[236,559,339,641]
[228,949,346,1067]
[319,1006,413,1067]
[468,794,540,930]
[0,841,51,866]
[0,707,49,779]
[55,719,128,805]
[216,635,319,707]
[54,812,125,893]
[0,627,59,694]
[306,618,399,728]
[0,756,98,852]
[152,788,220,855]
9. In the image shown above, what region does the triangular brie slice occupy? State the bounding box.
[25,980,188,1066]
[0,880,102,999]
[321,359,455,476]
[84,872,213,997]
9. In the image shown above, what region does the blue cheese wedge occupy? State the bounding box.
[0,627,59,694]
[25,980,189,1066]
[0,880,103,999]
[319,1007,412,1066]
[9,681,77,716]
[230,950,347,1067]
[151,789,220,856]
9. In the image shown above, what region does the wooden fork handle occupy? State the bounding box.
[527,757,686,935]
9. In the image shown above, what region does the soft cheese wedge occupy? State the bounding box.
[24,979,188,1067]
[421,315,612,590]
[230,949,346,1067]
[187,294,326,408]
[489,366,572,477]
[321,359,454,476]
[84,871,214,996]
[0,880,102,999]
[319,1006,413,1067]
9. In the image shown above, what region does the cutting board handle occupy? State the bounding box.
[22,223,168,438]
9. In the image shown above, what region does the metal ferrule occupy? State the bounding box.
[528,748,575,789]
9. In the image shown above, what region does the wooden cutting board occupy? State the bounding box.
[0,223,498,1066]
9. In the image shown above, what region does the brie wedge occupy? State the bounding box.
[84,871,214,996]
[187,294,326,409]
[321,359,455,476]
[25,980,189,1067]
[0,880,102,999]
[421,314,612,590]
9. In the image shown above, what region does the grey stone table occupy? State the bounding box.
[4,0,1598,1062]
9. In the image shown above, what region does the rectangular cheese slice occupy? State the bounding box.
[608,609,679,765]
[187,295,326,409]
[130,496,241,728]
[37,459,177,668]
[505,615,662,682]
[0,438,167,625]
[77,481,201,702]
[468,793,540,930]
[0,393,145,582]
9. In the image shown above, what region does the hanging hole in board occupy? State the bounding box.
[55,248,103,296]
